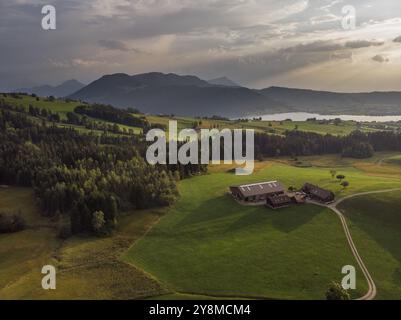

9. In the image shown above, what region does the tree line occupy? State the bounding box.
[253,130,401,159]
[74,104,165,132]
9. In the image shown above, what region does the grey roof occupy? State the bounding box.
[302,183,334,200]
[230,181,284,197]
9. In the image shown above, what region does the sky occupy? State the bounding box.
[1,0,401,92]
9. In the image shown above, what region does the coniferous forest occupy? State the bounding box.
[0,106,206,235]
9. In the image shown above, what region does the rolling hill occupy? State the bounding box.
[69,73,287,117]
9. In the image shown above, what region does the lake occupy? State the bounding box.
[251,112,401,123]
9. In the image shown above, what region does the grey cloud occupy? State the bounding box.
[282,40,343,53]
[281,39,382,53]
[345,40,384,49]
[393,35,401,43]
[372,55,389,63]
[98,39,143,53]
[98,40,130,51]
[331,51,353,61]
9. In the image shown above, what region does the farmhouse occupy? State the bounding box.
[302,183,335,203]
[230,181,285,203]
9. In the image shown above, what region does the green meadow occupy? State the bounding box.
[1,94,80,119]
[338,191,401,300]
[2,155,401,299]
[0,187,168,299]
[124,160,401,299]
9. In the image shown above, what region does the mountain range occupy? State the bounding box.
[69,73,285,117]
[25,72,401,118]
[16,80,85,98]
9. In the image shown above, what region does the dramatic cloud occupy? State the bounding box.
[1,0,401,92]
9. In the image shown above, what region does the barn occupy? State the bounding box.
[302,183,335,203]
[230,181,285,203]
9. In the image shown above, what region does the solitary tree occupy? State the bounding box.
[336,174,346,181]
[330,170,337,179]
[341,181,350,189]
[326,281,351,300]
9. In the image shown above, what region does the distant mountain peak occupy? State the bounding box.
[208,77,241,87]
[16,79,85,98]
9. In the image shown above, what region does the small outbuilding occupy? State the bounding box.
[302,183,335,203]
[266,194,293,209]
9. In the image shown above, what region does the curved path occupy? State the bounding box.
[308,188,401,300]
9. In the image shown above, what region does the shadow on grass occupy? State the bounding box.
[174,195,244,228]
[224,207,271,233]
[174,195,325,236]
[225,204,324,234]
[341,195,401,265]
[392,268,401,286]
[269,205,324,233]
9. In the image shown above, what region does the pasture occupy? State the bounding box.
[2,154,401,299]
[124,159,401,299]
[338,191,401,299]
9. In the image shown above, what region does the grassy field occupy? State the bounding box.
[124,158,401,300]
[1,94,144,135]
[2,155,401,299]
[1,94,80,119]
[0,187,169,299]
[338,191,401,300]
[143,114,380,136]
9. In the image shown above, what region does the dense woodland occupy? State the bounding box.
[0,107,205,236]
